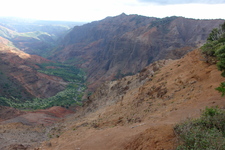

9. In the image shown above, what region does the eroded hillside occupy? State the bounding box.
[38,49,225,150]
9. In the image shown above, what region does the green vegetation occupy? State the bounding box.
[216,82,225,96]
[29,62,86,109]
[201,22,225,96]
[6,83,86,110]
[0,97,10,106]
[36,62,86,82]
[174,106,225,150]
[0,62,87,110]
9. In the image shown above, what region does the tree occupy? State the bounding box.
[201,22,225,96]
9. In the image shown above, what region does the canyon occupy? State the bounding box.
[0,14,224,149]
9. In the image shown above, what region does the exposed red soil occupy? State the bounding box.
[0,106,74,126]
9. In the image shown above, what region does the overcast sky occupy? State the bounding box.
[1,0,225,22]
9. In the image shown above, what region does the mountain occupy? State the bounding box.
[52,14,224,90]
[35,49,225,150]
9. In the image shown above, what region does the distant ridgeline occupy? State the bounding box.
[0,17,85,57]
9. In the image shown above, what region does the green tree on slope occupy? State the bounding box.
[201,22,225,95]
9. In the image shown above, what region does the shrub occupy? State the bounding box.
[201,22,225,96]
[216,82,225,96]
[174,107,225,150]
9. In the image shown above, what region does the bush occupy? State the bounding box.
[201,22,225,96]
[216,82,225,96]
[174,107,225,150]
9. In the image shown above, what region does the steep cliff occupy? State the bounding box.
[53,14,224,90]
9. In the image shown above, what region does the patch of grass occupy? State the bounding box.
[174,106,225,150]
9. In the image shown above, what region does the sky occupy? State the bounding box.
[1,0,225,22]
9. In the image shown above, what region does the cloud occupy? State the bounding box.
[137,0,225,5]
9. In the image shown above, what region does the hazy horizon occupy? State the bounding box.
[0,0,225,22]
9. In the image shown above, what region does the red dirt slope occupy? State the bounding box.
[40,49,225,150]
